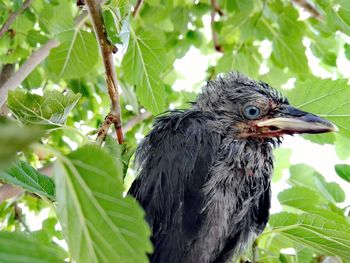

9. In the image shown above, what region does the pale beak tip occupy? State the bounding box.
[330,122,339,132]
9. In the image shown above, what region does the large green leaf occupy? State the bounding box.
[278,186,348,224]
[216,45,261,79]
[266,5,308,73]
[278,186,322,210]
[0,231,67,263]
[0,160,55,200]
[272,148,291,182]
[0,117,43,168]
[317,0,350,36]
[54,145,152,263]
[122,28,166,114]
[8,89,81,128]
[335,164,350,183]
[335,134,350,160]
[269,212,350,260]
[47,30,99,80]
[289,164,345,203]
[103,0,130,50]
[33,0,74,35]
[286,77,350,137]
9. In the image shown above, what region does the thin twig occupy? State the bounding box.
[85,0,123,144]
[123,111,152,134]
[0,0,34,38]
[0,39,60,107]
[210,0,224,53]
[291,0,322,21]
[14,203,30,231]
[132,0,144,17]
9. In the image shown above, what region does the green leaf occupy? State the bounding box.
[170,7,189,33]
[322,0,350,36]
[278,186,347,224]
[287,77,350,137]
[278,186,322,210]
[335,164,350,183]
[0,231,67,263]
[271,35,308,73]
[47,30,99,80]
[54,145,152,263]
[0,160,55,200]
[8,89,81,128]
[35,0,73,35]
[260,67,294,89]
[279,254,288,263]
[0,117,43,168]
[103,135,133,178]
[272,148,291,182]
[216,45,261,79]
[103,6,130,49]
[335,133,350,160]
[345,43,350,60]
[221,10,258,44]
[266,6,308,73]
[26,30,49,47]
[269,212,350,260]
[326,182,345,203]
[289,164,345,203]
[122,28,166,114]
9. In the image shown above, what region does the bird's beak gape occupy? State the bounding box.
[255,105,338,137]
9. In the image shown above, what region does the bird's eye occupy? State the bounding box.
[244,105,261,119]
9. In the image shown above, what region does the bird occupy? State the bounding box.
[128,72,337,263]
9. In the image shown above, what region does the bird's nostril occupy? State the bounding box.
[269,126,279,131]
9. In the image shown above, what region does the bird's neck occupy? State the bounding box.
[218,137,274,179]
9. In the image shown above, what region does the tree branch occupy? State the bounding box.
[210,0,224,53]
[14,203,30,231]
[0,184,22,204]
[132,0,144,17]
[0,0,34,38]
[292,0,322,21]
[85,0,123,144]
[123,111,152,134]
[0,64,15,115]
[0,39,60,107]
[0,64,15,87]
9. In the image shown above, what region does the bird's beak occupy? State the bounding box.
[256,105,338,135]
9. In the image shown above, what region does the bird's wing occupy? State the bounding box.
[128,111,220,263]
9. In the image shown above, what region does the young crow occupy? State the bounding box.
[129,72,337,263]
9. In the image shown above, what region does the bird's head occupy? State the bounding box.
[194,72,337,141]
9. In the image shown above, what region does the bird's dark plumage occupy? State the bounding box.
[128,72,336,263]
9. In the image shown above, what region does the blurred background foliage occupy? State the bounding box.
[0,0,350,262]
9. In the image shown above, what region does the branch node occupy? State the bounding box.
[111,45,118,54]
